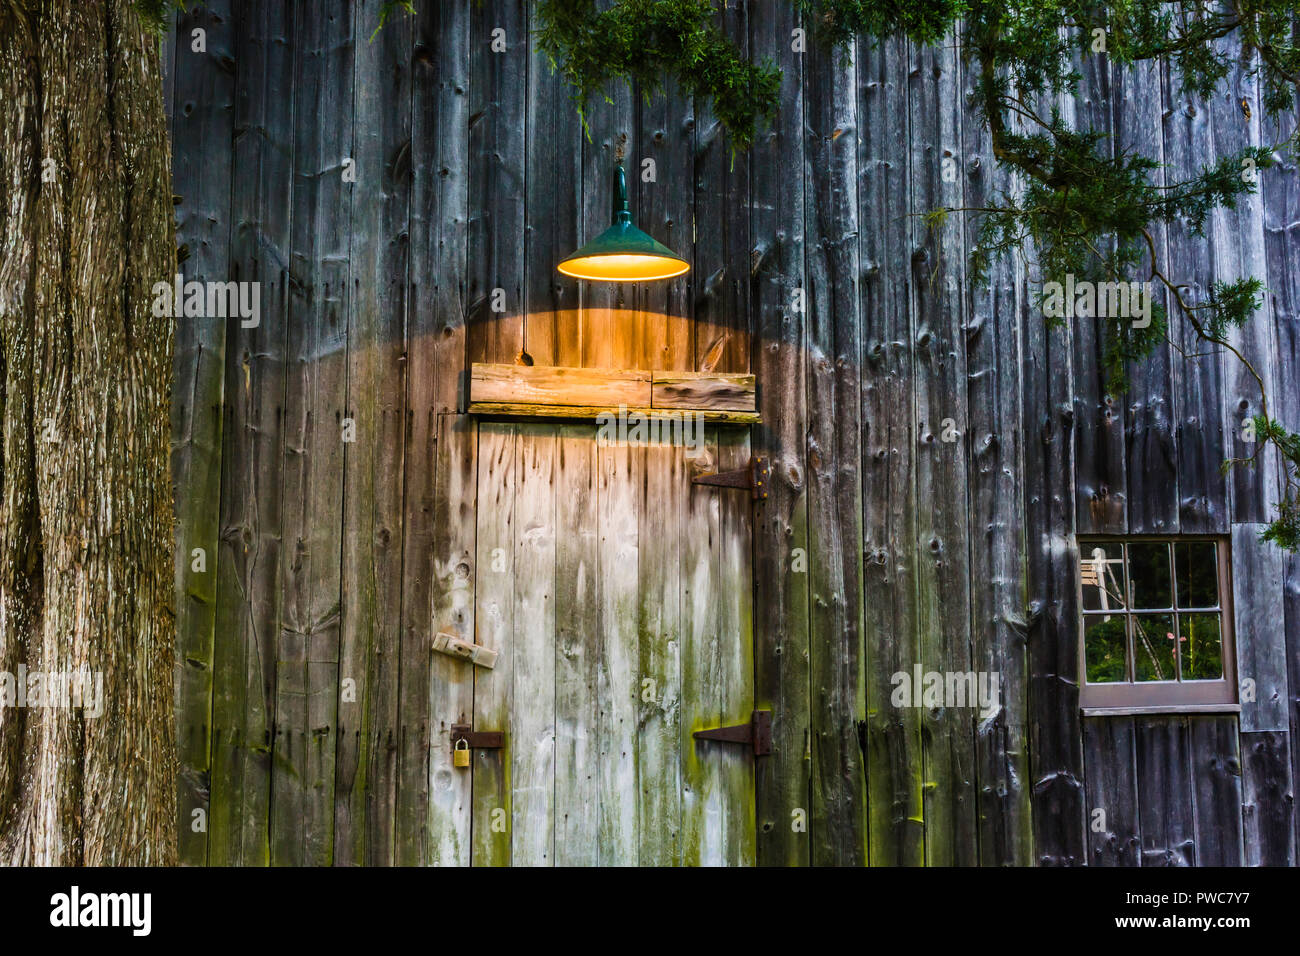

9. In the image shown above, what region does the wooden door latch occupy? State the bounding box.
[691,456,769,500]
[433,631,499,669]
[692,710,773,757]
[451,724,505,751]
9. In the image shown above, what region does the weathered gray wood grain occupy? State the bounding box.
[910,32,977,867]
[859,35,920,867]
[170,0,235,867]
[749,0,811,868]
[1082,717,1141,866]
[1233,523,1289,733]
[1135,717,1196,866]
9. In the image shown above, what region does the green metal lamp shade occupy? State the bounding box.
[557,163,690,282]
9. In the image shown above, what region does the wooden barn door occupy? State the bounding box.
[468,420,756,866]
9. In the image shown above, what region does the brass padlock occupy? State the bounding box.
[453,738,470,768]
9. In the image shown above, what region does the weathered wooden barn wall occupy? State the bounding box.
[163,0,1299,865]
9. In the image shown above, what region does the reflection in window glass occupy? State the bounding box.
[1128,542,1172,609]
[1180,613,1223,680]
[1085,615,1127,683]
[1175,542,1219,609]
[1133,613,1176,682]
[1081,542,1126,611]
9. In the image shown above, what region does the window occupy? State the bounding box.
[1077,537,1236,712]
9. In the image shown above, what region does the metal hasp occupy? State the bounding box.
[691,456,770,501]
[450,724,505,750]
[692,710,773,757]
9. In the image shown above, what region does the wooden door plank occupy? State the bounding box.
[596,434,641,864]
[473,422,516,866]
[554,425,600,865]
[909,33,977,867]
[749,0,811,868]
[510,425,558,866]
[1082,717,1141,866]
[638,435,684,865]
[171,0,235,867]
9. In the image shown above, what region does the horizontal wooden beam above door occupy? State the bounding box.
[468,363,760,424]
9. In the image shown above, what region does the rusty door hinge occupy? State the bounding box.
[691,456,769,500]
[450,724,505,750]
[692,710,773,757]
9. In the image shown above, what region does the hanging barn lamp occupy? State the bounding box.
[557,161,690,282]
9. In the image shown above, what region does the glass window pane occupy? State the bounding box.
[1179,613,1224,680]
[1128,542,1172,609]
[1081,542,1127,611]
[1084,614,1128,683]
[1175,542,1219,609]
[1133,613,1176,682]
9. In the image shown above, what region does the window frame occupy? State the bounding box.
[1076,535,1237,714]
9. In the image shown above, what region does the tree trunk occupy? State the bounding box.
[0,0,176,865]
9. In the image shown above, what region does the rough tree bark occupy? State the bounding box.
[0,0,176,865]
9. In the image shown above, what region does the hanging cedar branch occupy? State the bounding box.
[535,0,1300,550]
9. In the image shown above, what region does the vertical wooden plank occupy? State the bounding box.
[1241,730,1296,865]
[472,422,516,866]
[1232,524,1289,733]
[208,0,293,868]
[1070,47,1127,535]
[1209,45,1280,524]
[554,425,600,865]
[1022,89,1086,862]
[333,0,410,867]
[272,0,354,866]
[859,36,920,867]
[1160,62,1227,533]
[596,433,640,864]
[692,1,751,375]
[578,68,635,370]
[909,33,976,867]
[400,0,473,867]
[1189,716,1244,866]
[959,41,1033,867]
[170,0,235,867]
[1134,717,1196,866]
[633,74,693,373]
[511,425,557,866]
[1115,60,1178,534]
[522,3,581,369]
[638,433,683,865]
[1082,717,1140,867]
[424,415,477,866]
[1261,78,1300,858]
[804,21,867,868]
[681,428,752,865]
[467,0,527,366]
[749,0,810,868]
